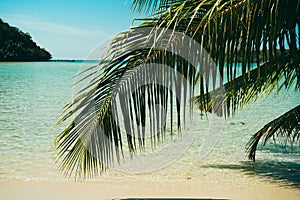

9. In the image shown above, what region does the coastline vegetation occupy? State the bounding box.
[0,18,52,61]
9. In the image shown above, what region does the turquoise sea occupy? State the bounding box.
[0,62,299,187]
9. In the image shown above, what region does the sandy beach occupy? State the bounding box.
[1,174,300,200]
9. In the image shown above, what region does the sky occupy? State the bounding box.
[0,0,144,59]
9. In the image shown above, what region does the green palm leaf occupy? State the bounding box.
[246,104,300,161]
[55,27,216,179]
[194,50,300,115]
[55,0,300,179]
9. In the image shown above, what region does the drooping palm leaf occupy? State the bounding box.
[55,0,300,179]
[246,105,300,161]
[146,0,300,159]
[194,50,300,115]
[55,26,224,179]
[135,0,300,113]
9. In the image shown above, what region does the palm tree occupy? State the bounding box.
[55,0,300,179]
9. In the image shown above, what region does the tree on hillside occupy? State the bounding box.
[0,19,52,61]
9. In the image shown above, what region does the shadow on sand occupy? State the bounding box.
[201,160,300,187]
[115,199,228,200]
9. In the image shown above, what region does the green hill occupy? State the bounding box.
[0,18,52,61]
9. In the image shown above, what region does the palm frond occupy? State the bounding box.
[194,50,300,116]
[55,26,220,179]
[134,0,300,114]
[246,105,300,161]
[55,0,300,178]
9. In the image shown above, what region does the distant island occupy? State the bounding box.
[0,18,52,61]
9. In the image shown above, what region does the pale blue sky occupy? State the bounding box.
[0,0,143,59]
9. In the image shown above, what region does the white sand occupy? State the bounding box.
[1,177,299,200]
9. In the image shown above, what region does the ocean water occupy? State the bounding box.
[0,62,299,187]
[0,62,79,181]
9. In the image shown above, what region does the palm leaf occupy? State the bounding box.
[194,50,300,116]
[55,0,300,178]
[246,104,300,161]
[55,26,216,179]
[136,0,300,114]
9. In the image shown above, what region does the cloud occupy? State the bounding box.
[2,14,108,38]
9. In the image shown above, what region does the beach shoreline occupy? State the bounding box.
[1,177,299,200]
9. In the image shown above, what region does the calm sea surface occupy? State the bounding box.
[0,62,299,186]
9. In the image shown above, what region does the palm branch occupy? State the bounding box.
[194,50,300,116]
[55,0,300,179]
[246,105,300,161]
[135,0,300,159]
